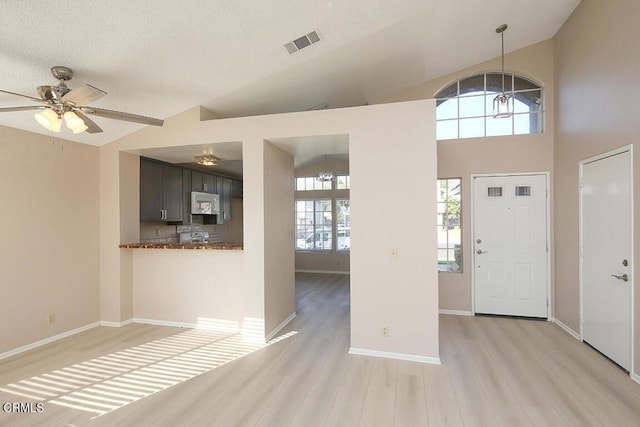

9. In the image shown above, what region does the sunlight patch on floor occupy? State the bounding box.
[0,328,297,419]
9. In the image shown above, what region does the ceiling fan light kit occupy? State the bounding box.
[63,111,88,133]
[0,66,164,135]
[34,108,62,133]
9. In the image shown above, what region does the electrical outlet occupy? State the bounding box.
[48,314,55,324]
[382,326,389,337]
[390,249,398,260]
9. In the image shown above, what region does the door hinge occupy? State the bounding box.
[579,179,584,189]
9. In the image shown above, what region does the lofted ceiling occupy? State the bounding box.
[0,0,580,149]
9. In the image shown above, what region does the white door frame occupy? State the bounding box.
[579,144,634,375]
[470,172,551,318]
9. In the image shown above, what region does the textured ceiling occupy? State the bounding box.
[0,0,580,147]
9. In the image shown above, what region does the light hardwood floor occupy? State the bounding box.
[1,272,639,426]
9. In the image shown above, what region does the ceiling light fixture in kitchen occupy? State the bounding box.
[195,154,219,166]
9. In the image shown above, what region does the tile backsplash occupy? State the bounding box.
[140,219,232,244]
[140,199,243,244]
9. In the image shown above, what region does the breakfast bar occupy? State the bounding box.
[119,242,243,250]
[119,243,246,334]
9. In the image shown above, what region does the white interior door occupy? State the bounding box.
[581,149,632,371]
[473,174,548,317]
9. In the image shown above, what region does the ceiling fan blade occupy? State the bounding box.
[0,105,46,113]
[61,84,107,105]
[79,106,164,126]
[73,110,103,134]
[0,89,45,103]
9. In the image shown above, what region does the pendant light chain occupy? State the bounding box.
[501,28,505,95]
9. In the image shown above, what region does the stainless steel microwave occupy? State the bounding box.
[191,191,220,215]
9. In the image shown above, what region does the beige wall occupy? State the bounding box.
[437,136,552,311]
[0,126,100,354]
[295,157,350,273]
[102,101,438,358]
[554,0,640,375]
[119,152,139,322]
[375,41,555,312]
[295,252,350,273]
[350,101,438,359]
[263,142,295,336]
[132,249,244,327]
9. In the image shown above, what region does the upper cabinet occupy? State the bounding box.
[141,157,242,224]
[140,159,183,222]
[232,179,243,198]
[220,177,233,223]
[192,171,217,194]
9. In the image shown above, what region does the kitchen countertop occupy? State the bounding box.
[119,242,243,250]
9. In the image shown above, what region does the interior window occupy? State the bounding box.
[336,199,351,251]
[295,199,332,250]
[437,178,462,272]
[295,176,332,191]
[436,72,543,140]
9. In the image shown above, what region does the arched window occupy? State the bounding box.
[435,72,543,140]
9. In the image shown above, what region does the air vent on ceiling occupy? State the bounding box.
[284,30,321,54]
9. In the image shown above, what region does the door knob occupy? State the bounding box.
[611,274,629,282]
[476,249,486,255]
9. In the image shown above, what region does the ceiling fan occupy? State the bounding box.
[0,66,164,134]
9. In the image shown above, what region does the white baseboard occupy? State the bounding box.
[551,318,581,340]
[295,269,350,275]
[631,372,640,385]
[349,347,441,365]
[439,309,474,316]
[100,319,134,328]
[266,312,296,342]
[132,318,241,333]
[0,322,100,361]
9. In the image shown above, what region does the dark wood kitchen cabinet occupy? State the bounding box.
[140,158,183,222]
[232,179,243,198]
[191,171,217,193]
[219,177,233,223]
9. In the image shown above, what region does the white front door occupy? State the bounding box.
[581,149,632,371]
[473,174,548,317]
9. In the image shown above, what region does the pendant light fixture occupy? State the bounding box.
[493,24,513,118]
[315,155,334,182]
[195,154,219,166]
